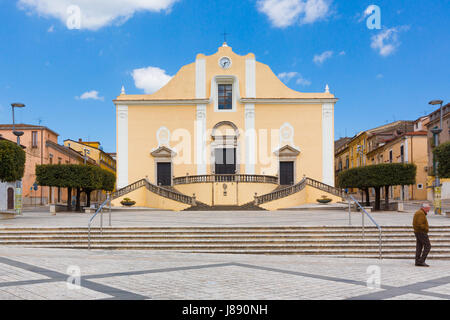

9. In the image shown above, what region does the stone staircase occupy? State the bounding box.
[1,226,450,259]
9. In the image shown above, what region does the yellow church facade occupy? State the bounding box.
[112,44,343,210]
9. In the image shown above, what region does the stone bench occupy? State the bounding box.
[49,204,67,214]
[84,207,97,214]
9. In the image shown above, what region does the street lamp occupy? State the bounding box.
[429,99,445,215]
[11,103,26,215]
[11,103,25,145]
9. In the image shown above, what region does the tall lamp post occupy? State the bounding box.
[429,99,444,215]
[11,103,26,215]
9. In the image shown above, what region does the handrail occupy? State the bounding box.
[348,194,382,259]
[88,194,111,250]
[305,177,345,198]
[255,177,308,205]
[111,178,195,205]
[173,174,279,185]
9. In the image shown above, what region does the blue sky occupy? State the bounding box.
[0,0,448,152]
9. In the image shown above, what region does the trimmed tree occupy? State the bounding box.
[338,163,416,211]
[0,140,26,182]
[36,164,116,211]
[433,141,450,178]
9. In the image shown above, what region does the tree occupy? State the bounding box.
[338,163,416,211]
[36,164,116,211]
[0,140,26,182]
[433,141,450,178]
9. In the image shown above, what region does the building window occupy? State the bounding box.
[400,145,404,163]
[389,150,393,163]
[218,84,232,110]
[32,131,38,148]
[345,158,349,169]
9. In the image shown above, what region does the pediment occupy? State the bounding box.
[150,146,176,158]
[274,145,300,157]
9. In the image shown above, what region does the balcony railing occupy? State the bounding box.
[255,177,345,205]
[173,174,279,185]
[112,178,194,205]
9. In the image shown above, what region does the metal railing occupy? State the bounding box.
[347,194,383,259]
[173,174,279,185]
[88,194,111,250]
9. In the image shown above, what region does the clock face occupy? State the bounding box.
[219,57,231,69]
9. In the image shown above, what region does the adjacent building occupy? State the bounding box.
[0,124,94,206]
[426,103,450,201]
[335,119,429,201]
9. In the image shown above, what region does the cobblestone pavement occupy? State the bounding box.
[0,247,449,300]
[2,208,450,228]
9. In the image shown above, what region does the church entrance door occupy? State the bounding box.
[215,148,236,174]
[157,162,172,186]
[280,161,294,185]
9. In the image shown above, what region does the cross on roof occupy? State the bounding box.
[221,30,229,43]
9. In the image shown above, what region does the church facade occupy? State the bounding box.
[112,44,341,210]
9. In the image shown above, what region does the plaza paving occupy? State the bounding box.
[0,246,449,300]
[1,206,449,300]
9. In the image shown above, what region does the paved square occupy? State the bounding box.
[0,247,449,300]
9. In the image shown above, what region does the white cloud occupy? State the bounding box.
[339,51,345,56]
[257,0,331,28]
[376,74,384,79]
[132,66,172,94]
[278,71,311,86]
[278,72,299,82]
[47,25,54,32]
[295,75,311,86]
[370,26,409,57]
[17,0,178,30]
[76,90,104,101]
[313,50,333,64]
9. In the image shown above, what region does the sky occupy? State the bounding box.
[0,0,449,153]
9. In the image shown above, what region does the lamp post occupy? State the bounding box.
[11,103,26,215]
[429,99,444,215]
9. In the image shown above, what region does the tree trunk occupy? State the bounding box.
[365,188,370,206]
[76,188,81,212]
[86,190,92,208]
[66,187,72,211]
[374,187,381,211]
[384,185,390,210]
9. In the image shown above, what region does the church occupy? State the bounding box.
[112,43,343,210]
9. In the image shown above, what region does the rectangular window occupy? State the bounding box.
[389,150,393,163]
[218,84,232,110]
[32,131,38,148]
[400,145,404,163]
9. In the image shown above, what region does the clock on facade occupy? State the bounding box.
[219,57,231,69]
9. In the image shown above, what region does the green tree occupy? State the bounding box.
[36,164,116,211]
[0,140,26,182]
[338,163,416,211]
[433,141,450,178]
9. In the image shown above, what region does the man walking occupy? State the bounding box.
[413,203,432,267]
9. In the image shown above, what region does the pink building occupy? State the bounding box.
[0,124,95,206]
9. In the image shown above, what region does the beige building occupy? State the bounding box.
[112,44,343,210]
[426,103,450,200]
